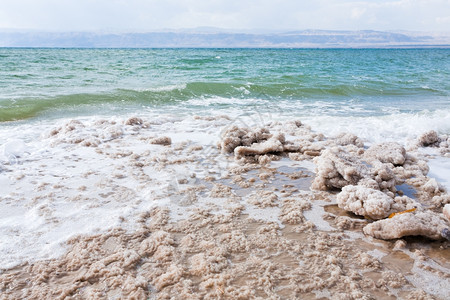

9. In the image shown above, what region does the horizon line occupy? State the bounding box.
[1,28,450,34]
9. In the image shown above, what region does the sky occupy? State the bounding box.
[0,0,449,32]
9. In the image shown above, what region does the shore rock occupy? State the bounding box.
[363,211,448,240]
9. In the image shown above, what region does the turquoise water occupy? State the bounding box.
[1,48,449,123]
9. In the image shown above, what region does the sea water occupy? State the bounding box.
[1,48,449,135]
[0,48,449,269]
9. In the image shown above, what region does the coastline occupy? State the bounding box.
[1,113,449,299]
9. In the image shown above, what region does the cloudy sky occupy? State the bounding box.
[0,0,449,32]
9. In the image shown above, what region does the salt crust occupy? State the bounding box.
[0,207,429,299]
[337,185,416,220]
[363,211,449,240]
[218,122,320,163]
[418,130,440,147]
[149,136,172,146]
[333,132,364,148]
[417,130,450,156]
[218,123,450,242]
[1,116,449,299]
[363,142,406,165]
[247,190,279,208]
[312,147,367,190]
[311,145,400,193]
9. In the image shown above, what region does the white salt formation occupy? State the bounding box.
[219,125,303,164]
[234,133,286,158]
[308,130,450,244]
[417,130,440,147]
[363,211,449,240]
[1,115,450,299]
[444,204,450,222]
[363,161,398,194]
[124,116,144,126]
[438,135,450,157]
[149,136,172,146]
[219,125,272,154]
[337,185,417,220]
[311,146,401,193]
[311,146,368,190]
[46,119,124,147]
[247,190,279,208]
[333,132,364,148]
[363,142,406,165]
[417,130,450,157]
[423,178,446,194]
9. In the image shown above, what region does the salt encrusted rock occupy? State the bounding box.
[364,142,406,165]
[150,136,172,146]
[390,196,418,213]
[400,154,429,177]
[274,120,306,136]
[125,117,144,126]
[363,211,449,240]
[45,119,125,147]
[234,134,285,158]
[219,126,272,154]
[417,130,440,147]
[46,119,84,137]
[336,185,415,220]
[333,132,364,148]
[422,178,446,194]
[312,147,368,190]
[367,162,398,193]
[337,186,393,219]
[431,194,450,208]
[444,204,450,222]
[219,126,302,161]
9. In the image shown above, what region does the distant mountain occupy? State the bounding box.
[0,29,449,48]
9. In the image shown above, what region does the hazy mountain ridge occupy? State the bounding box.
[1,29,449,48]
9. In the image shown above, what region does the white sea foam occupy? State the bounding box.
[185,96,265,107]
[428,156,450,191]
[1,139,28,158]
[139,84,187,92]
[298,109,450,146]
[182,99,450,147]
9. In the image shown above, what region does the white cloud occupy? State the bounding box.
[0,0,449,32]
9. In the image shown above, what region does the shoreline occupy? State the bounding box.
[1,114,449,299]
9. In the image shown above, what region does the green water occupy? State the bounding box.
[0,48,449,122]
